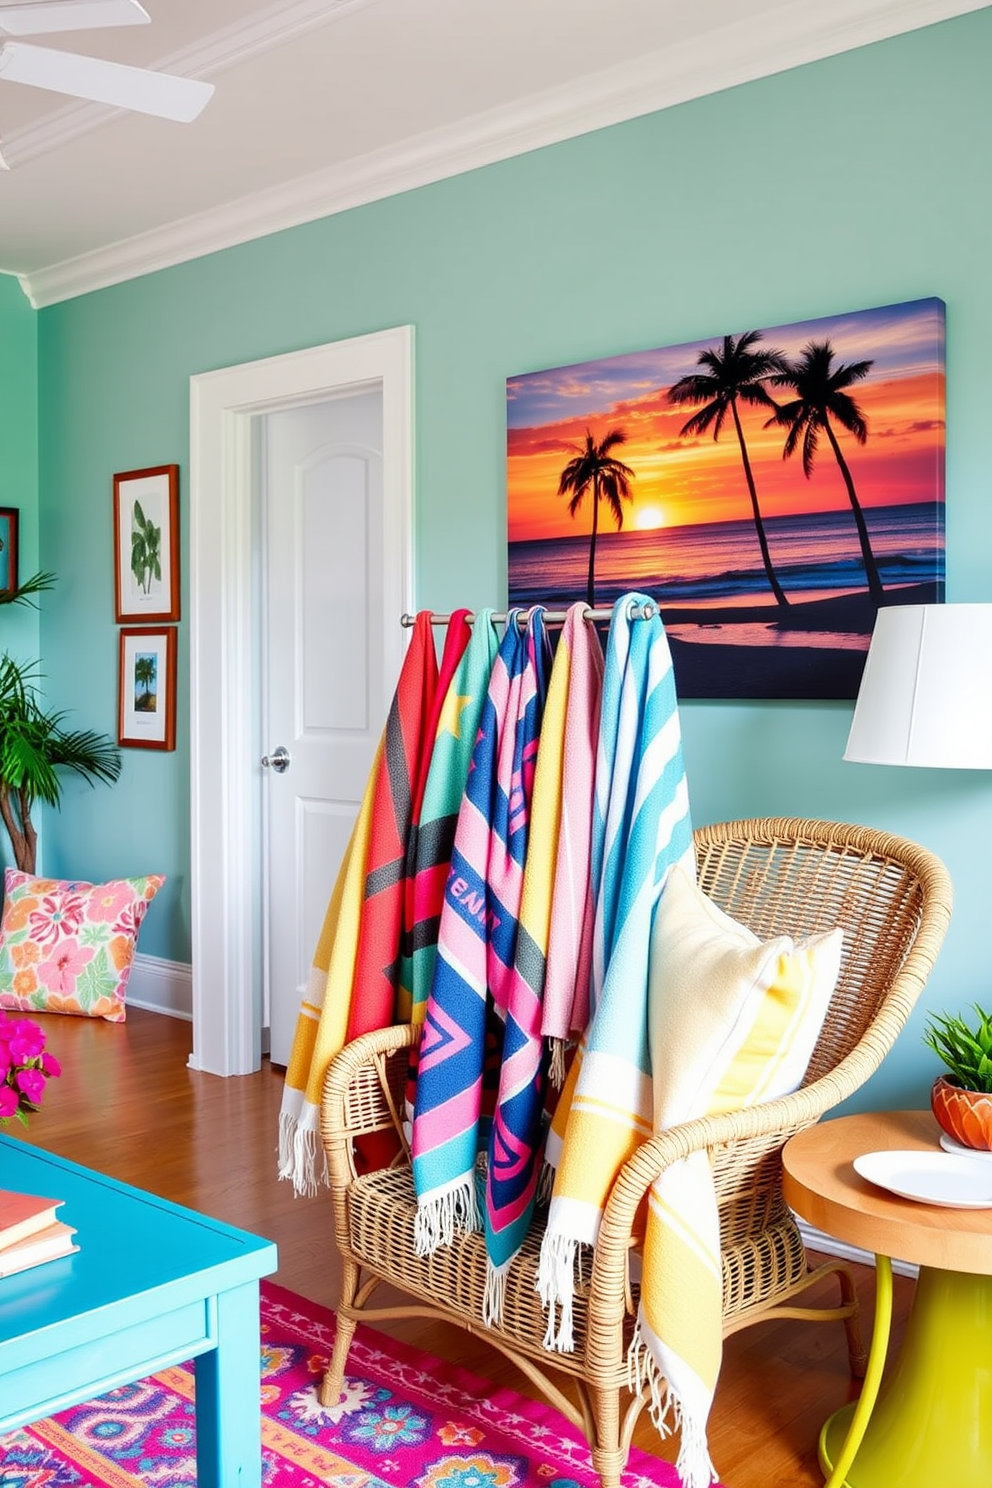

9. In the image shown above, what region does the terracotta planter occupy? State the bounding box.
[931,1074,992,1151]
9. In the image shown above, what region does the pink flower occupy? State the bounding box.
[37,942,94,997]
[8,1022,45,1062]
[114,899,148,936]
[87,882,134,925]
[28,893,85,948]
[15,1067,46,1103]
[0,1011,60,1124]
[0,1012,60,1127]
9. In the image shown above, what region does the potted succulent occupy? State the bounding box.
[923,1003,992,1151]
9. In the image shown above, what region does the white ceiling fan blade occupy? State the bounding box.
[0,40,213,120]
[0,1,149,37]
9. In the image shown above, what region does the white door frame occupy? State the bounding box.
[188,327,414,1076]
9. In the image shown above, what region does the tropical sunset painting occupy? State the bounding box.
[506,298,945,698]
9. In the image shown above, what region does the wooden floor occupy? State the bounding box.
[9,1008,914,1488]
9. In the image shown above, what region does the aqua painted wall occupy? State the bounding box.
[0,274,39,673]
[35,9,992,1106]
[0,272,40,872]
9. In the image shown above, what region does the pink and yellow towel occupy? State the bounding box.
[539,603,605,1074]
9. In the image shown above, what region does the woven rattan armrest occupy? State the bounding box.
[321,1023,415,1188]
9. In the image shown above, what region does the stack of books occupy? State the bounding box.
[0,1188,78,1278]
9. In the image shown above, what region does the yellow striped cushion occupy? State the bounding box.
[647,865,843,1118]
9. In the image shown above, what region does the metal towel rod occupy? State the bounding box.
[400,601,657,628]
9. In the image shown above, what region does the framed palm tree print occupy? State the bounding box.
[118,627,177,750]
[113,464,180,623]
[507,297,945,699]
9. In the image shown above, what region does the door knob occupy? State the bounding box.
[261,745,291,774]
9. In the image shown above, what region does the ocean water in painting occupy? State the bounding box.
[509,500,942,642]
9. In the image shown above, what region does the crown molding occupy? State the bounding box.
[21,0,985,308]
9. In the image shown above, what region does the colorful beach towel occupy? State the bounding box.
[539,603,605,1074]
[411,610,548,1260]
[538,594,694,1347]
[395,608,474,1028]
[278,613,439,1195]
[629,865,843,1488]
[277,740,381,1195]
[345,611,440,1044]
[482,602,604,1311]
[482,607,553,1320]
[401,610,501,1122]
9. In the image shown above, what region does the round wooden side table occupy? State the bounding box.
[782,1108,992,1488]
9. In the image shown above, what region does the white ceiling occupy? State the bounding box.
[0,0,985,306]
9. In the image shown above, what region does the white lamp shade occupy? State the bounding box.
[844,604,992,769]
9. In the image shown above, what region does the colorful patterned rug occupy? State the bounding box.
[0,1280,683,1487]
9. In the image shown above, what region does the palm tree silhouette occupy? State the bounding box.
[557,428,635,607]
[668,331,791,608]
[134,654,157,710]
[767,340,884,604]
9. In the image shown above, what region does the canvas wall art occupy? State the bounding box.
[507,298,945,698]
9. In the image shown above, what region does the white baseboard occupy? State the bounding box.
[126,953,192,1021]
[796,1216,918,1279]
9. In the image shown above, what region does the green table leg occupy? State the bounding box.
[819,1255,893,1488]
[820,1265,992,1488]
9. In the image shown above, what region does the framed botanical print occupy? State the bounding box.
[113,464,180,622]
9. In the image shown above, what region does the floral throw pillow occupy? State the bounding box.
[0,870,165,1022]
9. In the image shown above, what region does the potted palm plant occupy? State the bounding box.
[0,574,121,875]
[924,1004,992,1151]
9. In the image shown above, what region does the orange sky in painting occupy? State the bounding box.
[507,367,945,542]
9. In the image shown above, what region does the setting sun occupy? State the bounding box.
[634,504,666,531]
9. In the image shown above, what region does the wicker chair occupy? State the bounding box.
[318,818,952,1487]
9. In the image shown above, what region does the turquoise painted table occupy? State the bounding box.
[0,1135,278,1486]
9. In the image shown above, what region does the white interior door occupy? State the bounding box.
[189,326,413,1077]
[262,391,385,1065]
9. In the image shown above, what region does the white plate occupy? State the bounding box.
[853,1150,992,1208]
[939,1131,992,1161]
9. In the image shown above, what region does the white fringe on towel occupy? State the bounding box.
[628,1326,718,1488]
[277,1101,327,1197]
[536,1232,579,1352]
[414,1178,480,1256]
[483,1258,510,1327]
